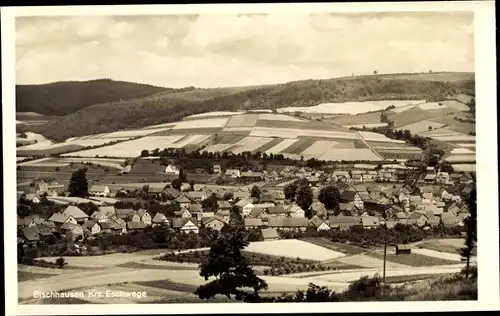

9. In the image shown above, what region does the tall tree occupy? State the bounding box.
[284,182,298,201]
[195,205,268,301]
[318,185,341,214]
[171,178,182,191]
[179,165,187,183]
[68,168,89,197]
[296,184,313,215]
[459,188,477,278]
[250,185,261,200]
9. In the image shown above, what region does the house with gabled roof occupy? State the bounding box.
[423,203,444,216]
[82,220,101,236]
[136,209,152,226]
[202,216,226,231]
[217,200,232,210]
[435,172,450,184]
[152,213,170,227]
[234,191,251,200]
[259,192,275,204]
[17,217,36,228]
[187,191,206,202]
[262,227,279,240]
[332,171,351,183]
[115,208,135,220]
[249,207,267,220]
[407,212,427,227]
[60,222,84,239]
[309,216,330,231]
[171,218,199,234]
[175,194,192,208]
[189,203,203,213]
[266,206,288,218]
[63,205,89,223]
[225,169,241,178]
[164,187,181,199]
[459,173,474,184]
[361,216,380,229]
[244,218,263,229]
[340,190,364,209]
[89,184,111,197]
[175,208,192,219]
[287,204,305,218]
[440,212,460,228]
[423,211,440,227]
[216,209,230,223]
[268,217,309,232]
[423,174,436,183]
[127,221,146,231]
[49,212,78,226]
[21,226,40,242]
[309,201,327,218]
[329,215,362,230]
[238,201,255,217]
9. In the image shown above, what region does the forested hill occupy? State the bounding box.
[15,79,187,116]
[33,72,475,142]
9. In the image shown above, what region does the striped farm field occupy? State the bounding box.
[171,117,229,130]
[202,143,236,153]
[184,111,244,120]
[17,144,86,156]
[167,134,212,148]
[280,138,317,154]
[357,131,406,143]
[162,127,223,135]
[396,120,446,135]
[255,119,350,131]
[431,135,476,142]
[213,134,248,144]
[222,127,253,133]
[224,114,258,127]
[324,111,383,126]
[264,139,298,154]
[450,148,475,154]
[444,155,476,163]
[455,143,476,148]
[257,114,304,121]
[62,135,185,158]
[318,149,381,162]
[227,137,274,154]
[451,164,476,172]
[140,122,177,130]
[343,123,388,129]
[97,129,169,138]
[300,140,339,157]
[251,138,285,153]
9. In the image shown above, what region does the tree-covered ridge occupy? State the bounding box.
[34,74,474,141]
[16,79,176,116]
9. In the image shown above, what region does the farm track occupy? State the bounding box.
[354,131,384,160]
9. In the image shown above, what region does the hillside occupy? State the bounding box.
[15,79,178,116]
[32,73,475,141]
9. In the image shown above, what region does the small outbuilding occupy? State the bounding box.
[395,244,412,255]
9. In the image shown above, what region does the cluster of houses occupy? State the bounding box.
[17,172,473,244]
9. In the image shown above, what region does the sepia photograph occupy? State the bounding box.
[2,2,498,315]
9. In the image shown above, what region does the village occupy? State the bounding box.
[17,159,475,248]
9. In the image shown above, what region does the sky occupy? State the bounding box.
[15,12,474,88]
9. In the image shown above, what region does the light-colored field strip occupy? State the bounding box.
[450,148,475,154]
[372,146,422,151]
[62,135,185,158]
[277,100,425,115]
[167,134,211,148]
[244,239,345,261]
[417,102,449,110]
[224,114,259,127]
[18,157,53,166]
[16,157,29,162]
[397,120,446,134]
[250,127,358,140]
[222,127,253,132]
[172,117,229,130]
[307,265,464,283]
[335,254,409,269]
[412,248,475,263]
[445,155,476,162]
[265,139,299,154]
[257,114,304,122]
[318,149,382,162]
[300,140,338,157]
[202,143,235,153]
[343,123,388,129]
[431,135,476,142]
[390,104,418,113]
[358,131,406,143]
[456,143,476,148]
[185,111,244,119]
[229,137,274,154]
[451,164,476,172]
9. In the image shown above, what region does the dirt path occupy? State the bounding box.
[355,131,384,159]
